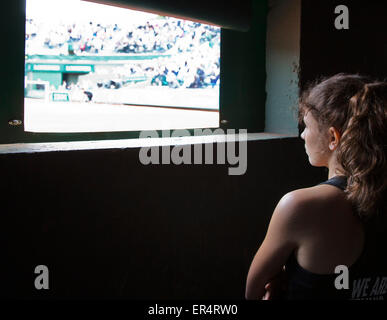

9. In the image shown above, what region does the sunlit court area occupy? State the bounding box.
[25,0,220,132]
[24,88,219,132]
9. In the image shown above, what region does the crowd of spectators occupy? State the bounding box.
[25,17,220,89]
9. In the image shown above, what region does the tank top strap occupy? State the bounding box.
[318,175,347,191]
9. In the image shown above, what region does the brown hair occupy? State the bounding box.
[299,73,387,219]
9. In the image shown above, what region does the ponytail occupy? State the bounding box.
[338,82,387,219]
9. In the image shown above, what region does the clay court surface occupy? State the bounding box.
[24,91,219,133]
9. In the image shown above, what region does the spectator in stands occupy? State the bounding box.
[25,17,220,90]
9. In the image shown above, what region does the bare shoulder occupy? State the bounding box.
[266,184,357,253]
[275,184,351,222]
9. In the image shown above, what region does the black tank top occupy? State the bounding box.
[284,175,387,300]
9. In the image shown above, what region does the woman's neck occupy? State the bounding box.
[327,155,345,179]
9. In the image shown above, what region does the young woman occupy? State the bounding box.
[245,73,387,300]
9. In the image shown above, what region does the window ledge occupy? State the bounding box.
[0,132,297,154]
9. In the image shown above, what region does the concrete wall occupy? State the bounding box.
[265,0,300,135]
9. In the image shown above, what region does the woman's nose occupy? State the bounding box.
[300,130,305,140]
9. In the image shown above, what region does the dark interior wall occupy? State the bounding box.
[1,138,326,299]
[221,0,268,132]
[300,0,387,90]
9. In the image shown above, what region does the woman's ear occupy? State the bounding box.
[328,127,341,151]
